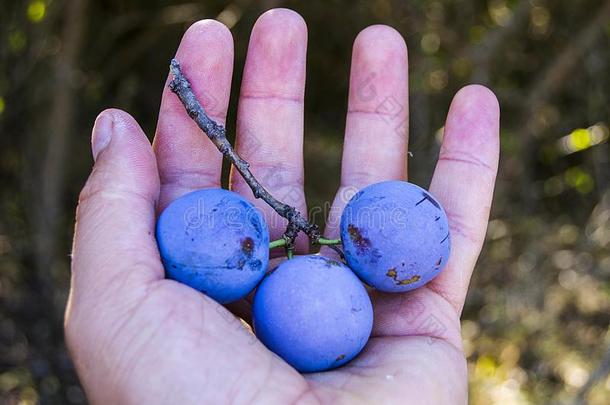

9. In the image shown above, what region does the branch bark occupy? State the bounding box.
[168,59,320,249]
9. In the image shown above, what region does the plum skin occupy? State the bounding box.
[156,188,269,304]
[340,180,451,293]
[252,255,373,373]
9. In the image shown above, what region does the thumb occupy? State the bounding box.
[70,109,162,300]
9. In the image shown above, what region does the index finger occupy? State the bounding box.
[153,20,234,211]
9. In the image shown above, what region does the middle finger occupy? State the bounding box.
[230,9,309,252]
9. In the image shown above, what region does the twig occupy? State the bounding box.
[168,59,320,250]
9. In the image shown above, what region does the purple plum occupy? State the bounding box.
[156,188,269,304]
[252,255,373,373]
[340,180,451,292]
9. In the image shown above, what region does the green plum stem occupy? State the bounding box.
[316,238,342,246]
[269,239,287,249]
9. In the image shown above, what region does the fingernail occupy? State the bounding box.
[91,112,113,161]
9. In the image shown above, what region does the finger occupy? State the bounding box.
[71,109,162,298]
[153,20,233,211]
[229,9,309,252]
[323,25,408,248]
[426,85,500,313]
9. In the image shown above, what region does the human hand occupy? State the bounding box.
[65,8,499,404]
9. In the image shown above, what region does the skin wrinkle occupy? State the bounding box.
[306,338,466,404]
[83,160,159,205]
[196,294,305,404]
[118,291,206,404]
[437,150,495,172]
[305,381,360,405]
[339,171,389,191]
[68,291,146,402]
[144,318,209,403]
[372,291,463,347]
[75,252,163,296]
[240,93,304,103]
[231,354,275,405]
[74,202,158,261]
[426,281,465,314]
[74,208,161,290]
[115,302,179,402]
[444,209,484,246]
[158,167,221,192]
[72,249,161,297]
[123,287,217,403]
[290,386,324,405]
[346,108,406,118]
[78,186,156,209]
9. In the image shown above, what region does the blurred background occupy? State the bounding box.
[0,0,609,403]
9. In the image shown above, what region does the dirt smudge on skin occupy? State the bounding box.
[386,268,421,286]
[348,224,371,253]
[324,259,342,268]
[222,237,263,272]
[241,237,254,255]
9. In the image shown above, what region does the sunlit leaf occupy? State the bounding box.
[8,31,27,52]
[558,124,609,154]
[27,1,46,23]
[564,166,594,194]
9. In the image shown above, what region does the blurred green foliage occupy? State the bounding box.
[1,0,609,403]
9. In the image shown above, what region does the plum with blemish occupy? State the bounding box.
[340,180,450,292]
[253,255,373,373]
[156,188,269,304]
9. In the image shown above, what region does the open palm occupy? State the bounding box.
[65,9,499,404]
